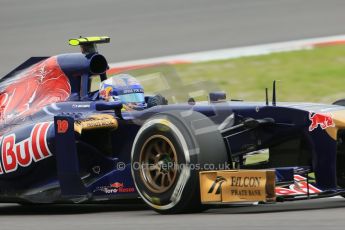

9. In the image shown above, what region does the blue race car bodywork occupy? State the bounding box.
[0,37,345,213]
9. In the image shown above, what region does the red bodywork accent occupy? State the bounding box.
[0,57,71,124]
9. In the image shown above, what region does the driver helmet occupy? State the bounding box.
[99,74,146,110]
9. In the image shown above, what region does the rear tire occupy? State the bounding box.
[131,110,228,214]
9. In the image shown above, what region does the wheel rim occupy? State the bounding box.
[139,135,178,193]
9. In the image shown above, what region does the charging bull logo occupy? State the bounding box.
[111,182,124,188]
[0,122,53,174]
[99,86,113,101]
[0,57,71,125]
[308,112,335,131]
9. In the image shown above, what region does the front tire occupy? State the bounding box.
[131,110,228,214]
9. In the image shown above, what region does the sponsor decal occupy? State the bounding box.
[309,112,335,131]
[110,182,123,188]
[275,175,322,196]
[227,175,264,197]
[0,122,53,174]
[200,170,275,203]
[93,182,135,194]
[94,187,118,194]
[71,104,91,109]
[121,88,144,94]
[208,176,226,195]
[56,119,69,133]
[74,114,118,134]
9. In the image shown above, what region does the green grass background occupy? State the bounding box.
[175,45,345,103]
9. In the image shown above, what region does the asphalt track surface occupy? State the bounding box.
[0,198,345,230]
[1,0,345,229]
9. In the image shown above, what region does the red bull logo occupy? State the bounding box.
[308,112,335,131]
[0,122,53,174]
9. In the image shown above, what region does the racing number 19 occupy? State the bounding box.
[57,119,69,134]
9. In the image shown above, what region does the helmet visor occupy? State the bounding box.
[118,93,145,104]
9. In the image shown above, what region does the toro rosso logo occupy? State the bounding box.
[0,122,53,174]
[93,182,135,194]
[308,112,335,131]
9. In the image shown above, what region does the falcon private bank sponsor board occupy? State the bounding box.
[200,170,275,203]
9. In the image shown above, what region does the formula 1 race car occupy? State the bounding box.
[0,36,345,214]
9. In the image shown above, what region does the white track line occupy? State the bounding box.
[109,34,345,69]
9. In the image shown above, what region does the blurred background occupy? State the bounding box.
[1,0,345,101]
[1,0,344,72]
